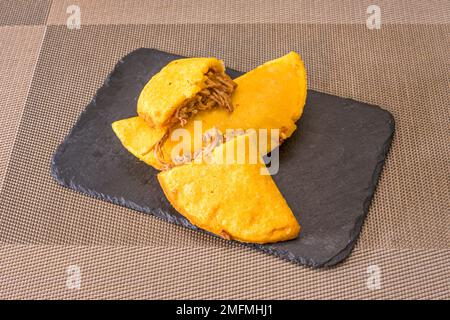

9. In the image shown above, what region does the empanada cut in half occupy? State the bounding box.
[157,134,301,244]
[137,57,236,127]
[113,52,307,170]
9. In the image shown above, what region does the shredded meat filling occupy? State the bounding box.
[173,70,236,127]
[156,128,223,169]
[153,131,172,171]
[154,69,236,169]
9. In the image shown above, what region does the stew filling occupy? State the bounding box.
[173,69,236,126]
[154,69,236,169]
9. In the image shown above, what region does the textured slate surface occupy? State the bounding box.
[51,48,394,267]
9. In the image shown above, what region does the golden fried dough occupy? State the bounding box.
[157,134,300,244]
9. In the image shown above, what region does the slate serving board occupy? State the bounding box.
[51,48,394,268]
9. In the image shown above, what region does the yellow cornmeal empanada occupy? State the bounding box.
[157,134,301,244]
[113,52,307,170]
[137,57,236,127]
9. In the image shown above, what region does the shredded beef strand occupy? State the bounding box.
[153,131,173,170]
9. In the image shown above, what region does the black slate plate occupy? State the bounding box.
[51,48,394,268]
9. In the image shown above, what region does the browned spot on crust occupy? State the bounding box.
[279,126,288,143]
[220,230,231,240]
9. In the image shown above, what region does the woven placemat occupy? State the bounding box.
[46,0,450,25]
[0,245,449,299]
[0,0,51,26]
[0,26,46,191]
[0,1,449,299]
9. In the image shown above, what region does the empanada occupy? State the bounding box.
[137,57,236,127]
[157,134,300,243]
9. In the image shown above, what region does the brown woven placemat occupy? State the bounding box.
[46,0,450,25]
[0,0,51,26]
[0,0,449,299]
[1,246,449,299]
[0,26,46,191]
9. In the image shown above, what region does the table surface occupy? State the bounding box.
[0,0,448,299]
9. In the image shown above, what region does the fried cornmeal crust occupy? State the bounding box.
[157,134,301,244]
[137,57,236,128]
[111,116,167,167]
